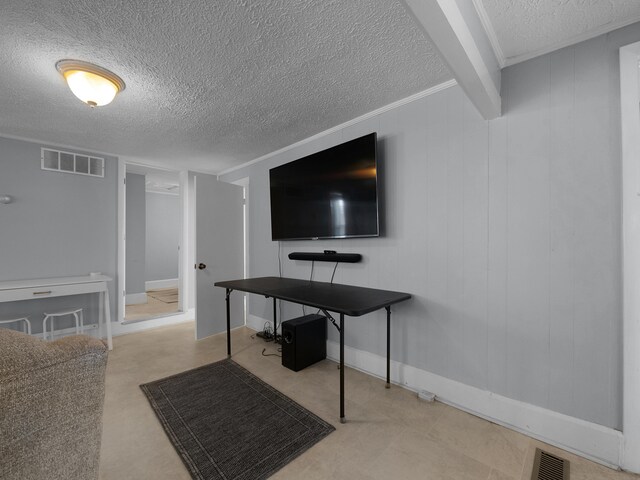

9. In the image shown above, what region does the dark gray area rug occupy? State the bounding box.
[140,358,335,480]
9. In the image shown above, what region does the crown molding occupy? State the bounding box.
[471,0,506,68]
[504,15,640,67]
[217,79,457,178]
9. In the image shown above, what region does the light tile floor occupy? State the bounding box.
[99,322,639,480]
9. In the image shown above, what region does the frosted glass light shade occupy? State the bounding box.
[64,70,118,106]
[56,60,125,107]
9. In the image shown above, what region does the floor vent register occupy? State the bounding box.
[531,448,569,480]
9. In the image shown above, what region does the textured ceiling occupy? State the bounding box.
[479,0,640,64]
[0,0,449,173]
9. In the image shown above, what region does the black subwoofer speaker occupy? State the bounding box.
[281,314,327,372]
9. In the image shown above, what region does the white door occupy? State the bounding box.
[195,174,244,340]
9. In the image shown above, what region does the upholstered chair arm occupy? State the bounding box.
[0,329,108,480]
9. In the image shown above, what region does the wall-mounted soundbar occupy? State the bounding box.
[288,252,362,263]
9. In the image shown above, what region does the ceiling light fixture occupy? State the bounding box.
[56,59,125,107]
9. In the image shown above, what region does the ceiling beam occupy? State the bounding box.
[402,0,502,119]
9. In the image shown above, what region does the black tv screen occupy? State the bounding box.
[269,132,379,241]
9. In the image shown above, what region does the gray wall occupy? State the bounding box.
[125,173,146,295]
[145,192,180,282]
[0,136,118,334]
[220,24,640,430]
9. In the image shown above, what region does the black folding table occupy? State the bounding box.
[214,276,411,423]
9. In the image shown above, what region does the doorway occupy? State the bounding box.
[193,174,244,339]
[123,163,184,322]
[619,40,640,473]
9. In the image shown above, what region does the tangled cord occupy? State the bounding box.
[255,322,281,356]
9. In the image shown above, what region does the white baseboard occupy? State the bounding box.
[325,340,623,469]
[112,308,194,336]
[146,278,178,290]
[125,292,147,305]
[242,313,623,468]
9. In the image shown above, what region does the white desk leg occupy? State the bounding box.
[103,287,113,350]
[98,291,104,339]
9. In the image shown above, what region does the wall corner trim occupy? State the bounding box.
[620,41,640,475]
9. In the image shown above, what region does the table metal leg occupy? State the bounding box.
[386,306,391,388]
[273,297,277,341]
[340,313,345,423]
[226,288,231,357]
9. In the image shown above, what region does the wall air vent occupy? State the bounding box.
[531,448,569,480]
[41,148,104,178]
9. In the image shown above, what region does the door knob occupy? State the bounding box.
[196,263,207,270]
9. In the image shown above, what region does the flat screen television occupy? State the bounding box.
[269,132,379,241]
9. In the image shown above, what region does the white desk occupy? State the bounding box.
[0,275,113,349]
